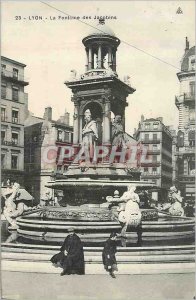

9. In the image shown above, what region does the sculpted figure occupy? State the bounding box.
[168,187,184,216]
[3,183,28,229]
[106,185,142,246]
[160,186,184,216]
[81,109,98,159]
[111,115,126,148]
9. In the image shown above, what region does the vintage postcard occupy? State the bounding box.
[1,1,195,299]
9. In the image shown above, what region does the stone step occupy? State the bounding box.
[2,251,195,263]
[1,260,195,275]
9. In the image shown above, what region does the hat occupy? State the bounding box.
[110,232,118,238]
[67,227,75,233]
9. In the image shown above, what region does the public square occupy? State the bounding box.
[1,272,195,300]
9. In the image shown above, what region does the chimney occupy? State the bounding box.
[43,107,52,121]
[185,37,190,52]
[141,115,144,122]
[58,111,70,125]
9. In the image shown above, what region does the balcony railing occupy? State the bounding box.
[1,69,29,85]
[175,147,195,155]
[175,93,195,105]
[141,139,160,144]
[12,118,19,124]
[178,175,195,183]
[1,140,19,146]
[141,173,160,177]
[146,149,160,155]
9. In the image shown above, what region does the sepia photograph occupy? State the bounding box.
[1,1,195,299]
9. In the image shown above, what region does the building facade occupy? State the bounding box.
[1,56,29,187]
[134,116,173,200]
[24,107,73,202]
[175,38,195,202]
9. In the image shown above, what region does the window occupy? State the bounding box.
[152,144,158,150]
[57,130,63,141]
[1,84,6,99]
[12,132,19,145]
[1,107,6,121]
[153,133,157,141]
[64,131,69,142]
[144,123,150,130]
[11,155,18,169]
[13,68,18,79]
[144,134,149,141]
[190,58,195,71]
[190,81,195,96]
[153,123,158,130]
[12,109,19,123]
[144,167,148,174]
[189,140,195,147]
[1,64,6,74]
[152,167,157,175]
[1,154,6,169]
[1,131,5,144]
[12,88,19,101]
[152,155,157,163]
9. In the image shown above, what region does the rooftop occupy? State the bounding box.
[1,56,27,67]
[84,18,116,38]
[181,45,195,72]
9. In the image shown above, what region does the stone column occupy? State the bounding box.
[85,48,89,72]
[103,101,111,144]
[113,49,116,71]
[73,103,79,145]
[89,47,93,70]
[108,47,112,68]
[97,44,102,69]
[79,115,83,143]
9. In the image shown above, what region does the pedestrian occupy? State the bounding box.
[50,227,85,276]
[102,232,118,278]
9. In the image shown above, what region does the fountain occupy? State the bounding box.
[1,19,194,274]
[13,19,194,248]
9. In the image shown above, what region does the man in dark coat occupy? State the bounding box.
[102,232,118,278]
[50,227,85,276]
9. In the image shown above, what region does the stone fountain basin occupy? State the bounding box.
[15,206,195,245]
[20,206,158,221]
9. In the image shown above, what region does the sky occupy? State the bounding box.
[2,0,195,135]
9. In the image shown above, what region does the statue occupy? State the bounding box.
[81,109,98,160]
[106,184,142,246]
[111,115,126,148]
[160,186,184,216]
[3,183,29,229]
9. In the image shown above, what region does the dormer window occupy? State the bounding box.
[189,56,195,71]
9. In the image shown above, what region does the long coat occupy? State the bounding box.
[50,233,85,274]
[102,238,117,271]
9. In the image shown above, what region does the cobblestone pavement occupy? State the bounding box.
[1,271,195,300]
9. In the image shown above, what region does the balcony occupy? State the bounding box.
[175,147,195,156]
[1,140,19,147]
[141,173,161,178]
[1,69,29,86]
[140,162,160,167]
[141,139,160,144]
[175,93,195,106]
[178,175,195,183]
[146,149,160,155]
